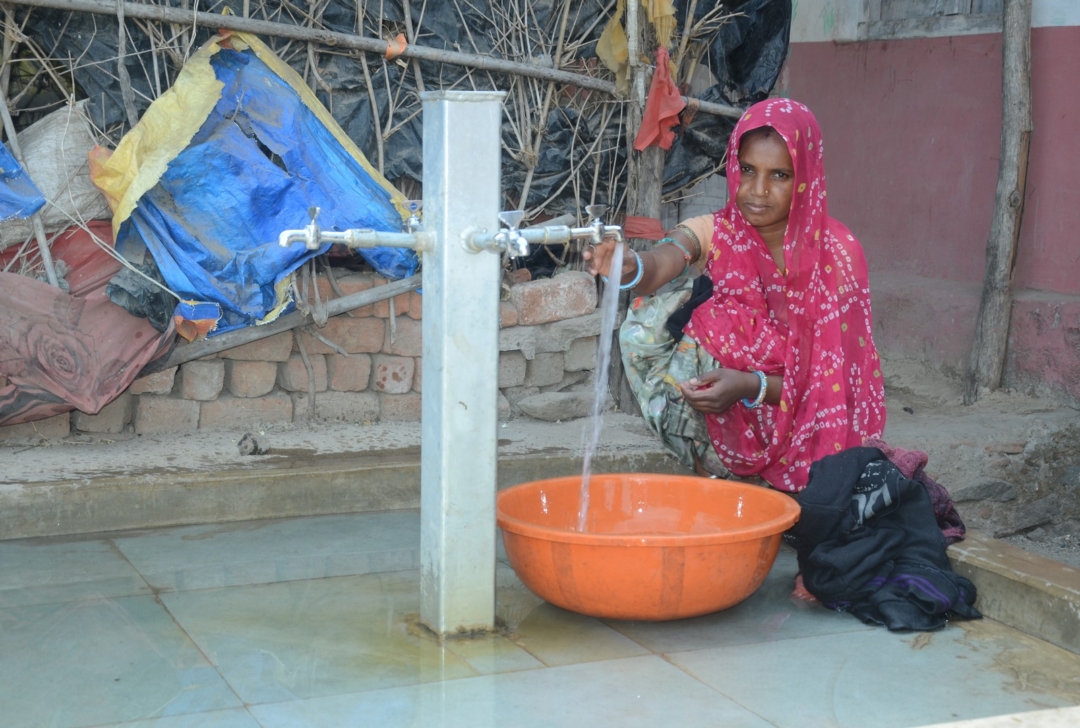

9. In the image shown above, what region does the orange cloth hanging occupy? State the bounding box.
[633,47,686,152]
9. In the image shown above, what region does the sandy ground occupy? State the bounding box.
[3,356,1078,567]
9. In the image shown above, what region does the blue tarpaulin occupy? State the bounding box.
[112,42,417,336]
[0,143,45,223]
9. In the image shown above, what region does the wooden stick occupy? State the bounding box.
[5,0,744,119]
[964,0,1032,404]
[141,273,421,375]
[0,7,60,287]
[114,0,139,128]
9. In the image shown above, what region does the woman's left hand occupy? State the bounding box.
[678,368,759,415]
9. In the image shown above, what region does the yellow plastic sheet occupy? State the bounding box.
[597,0,630,96]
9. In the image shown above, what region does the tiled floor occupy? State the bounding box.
[3,511,1080,727]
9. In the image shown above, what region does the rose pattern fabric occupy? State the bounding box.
[0,221,173,426]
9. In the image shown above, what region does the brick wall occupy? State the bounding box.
[1,270,603,440]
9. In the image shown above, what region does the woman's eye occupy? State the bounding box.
[740,165,752,174]
[773,171,788,180]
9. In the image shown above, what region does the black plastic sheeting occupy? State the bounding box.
[23,1,788,213]
[664,0,792,192]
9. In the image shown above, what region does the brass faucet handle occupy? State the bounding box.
[497,210,526,230]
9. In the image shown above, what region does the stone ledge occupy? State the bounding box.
[0,450,688,540]
[950,530,1080,654]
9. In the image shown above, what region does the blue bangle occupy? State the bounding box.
[621,250,644,290]
[600,249,644,290]
[742,370,768,409]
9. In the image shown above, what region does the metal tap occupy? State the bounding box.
[278,206,432,252]
[464,204,623,256]
[403,200,422,233]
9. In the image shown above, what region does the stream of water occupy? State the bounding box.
[577,243,625,532]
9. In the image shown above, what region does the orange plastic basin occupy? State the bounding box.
[497,473,801,621]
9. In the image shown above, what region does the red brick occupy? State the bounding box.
[0,412,70,441]
[277,353,328,392]
[224,360,278,398]
[407,291,423,320]
[379,392,422,422]
[382,317,422,357]
[510,271,597,326]
[73,392,133,434]
[134,395,199,435]
[316,272,376,318]
[372,355,415,394]
[199,392,293,429]
[372,276,413,318]
[178,360,225,401]
[291,391,379,423]
[326,354,372,391]
[500,301,518,328]
[220,332,294,362]
[297,316,384,355]
[129,366,176,395]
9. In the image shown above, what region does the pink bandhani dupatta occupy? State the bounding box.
[684,98,886,492]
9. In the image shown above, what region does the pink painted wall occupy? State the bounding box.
[785,26,1080,296]
[782,27,1080,397]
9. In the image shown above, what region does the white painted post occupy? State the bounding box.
[419,90,506,635]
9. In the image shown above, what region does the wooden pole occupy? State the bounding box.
[5,0,743,119]
[609,0,661,416]
[963,0,1032,405]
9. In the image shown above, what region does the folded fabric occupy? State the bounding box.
[789,447,981,631]
[864,436,966,544]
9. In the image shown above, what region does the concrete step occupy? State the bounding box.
[0,415,686,540]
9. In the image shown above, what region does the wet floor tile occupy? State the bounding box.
[604,549,873,653]
[248,655,774,728]
[441,632,545,675]
[115,511,420,592]
[115,707,262,727]
[160,569,479,705]
[495,563,651,666]
[0,536,151,607]
[666,618,1080,728]
[0,595,241,727]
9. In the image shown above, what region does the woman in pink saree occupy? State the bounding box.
[585,98,886,493]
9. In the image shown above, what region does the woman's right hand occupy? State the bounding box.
[582,240,635,282]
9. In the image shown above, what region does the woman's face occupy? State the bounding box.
[735,130,795,237]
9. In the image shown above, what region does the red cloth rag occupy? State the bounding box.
[633,47,686,152]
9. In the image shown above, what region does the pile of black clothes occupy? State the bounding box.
[787,446,982,632]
